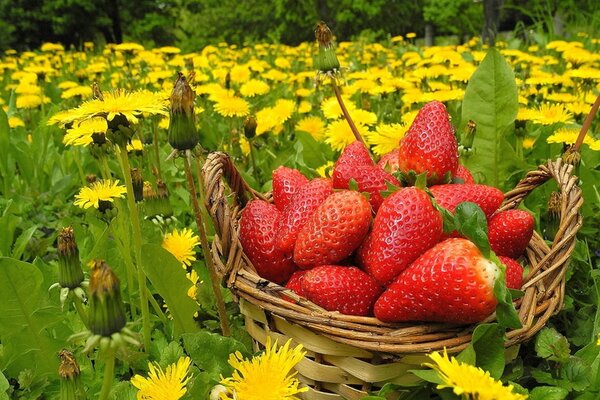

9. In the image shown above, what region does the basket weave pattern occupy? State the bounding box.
[203,152,582,399]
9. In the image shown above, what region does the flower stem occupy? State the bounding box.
[574,93,600,153]
[98,347,115,400]
[152,120,162,179]
[110,221,137,318]
[183,151,231,336]
[72,295,88,328]
[331,78,366,146]
[116,146,151,352]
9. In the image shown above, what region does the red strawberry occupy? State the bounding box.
[454,164,475,184]
[429,184,503,219]
[398,101,458,184]
[272,166,308,211]
[239,200,297,284]
[361,187,443,285]
[377,148,400,173]
[499,256,524,290]
[283,270,308,302]
[489,210,535,259]
[332,140,374,188]
[303,265,382,316]
[294,191,371,268]
[374,238,499,324]
[276,178,333,254]
[335,165,401,212]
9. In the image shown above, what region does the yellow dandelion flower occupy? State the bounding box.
[406,32,417,39]
[522,138,536,149]
[63,117,108,147]
[127,139,144,152]
[297,101,312,114]
[566,102,592,115]
[74,180,126,209]
[8,116,25,128]
[295,88,311,98]
[367,123,408,155]
[425,349,527,400]
[590,140,600,151]
[16,94,49,109]
[239,136,251,156]
[547,127,595,147]
[186,270,199,300]
[516,107,538,122]
[213,95,250,118]
[321,96,357,120]
[325,119,370,152]
[131,356,192,400]
[240,79,270,97]
[61,86,93,100]
[401,110,419,126]
[162,228,200,267]
[220,338,307,400]
[296,116,325,139]
[350,109,378,126]
[532,103,573,125]
[114,42,144,52]
[316,161,334,178]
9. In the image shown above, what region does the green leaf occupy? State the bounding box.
[535,327,571,362]
[141,244,199,336]
[294,132,333,169]
[11,225,37,260]
[461,47,523,190]
[0,370,9,400]
[492,252,522,330]
[348,178,359,191]
[0,109,9,183]
[0,257,62,377]
[159,341,185,368]
[181,331,249,382]
[453,202,490,256]
[561,356,591,391]
[409,368,443,384]
[470,323,506,379]
[528,386,569,400]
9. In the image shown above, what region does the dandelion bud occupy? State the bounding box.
[88,260,126,337]
[168,72,198,151]
[58,349,86,400]
[86,175,97,184]
[462,120,476,148]
[92,82,104,101]
[156,179,173,217]
[314,21,340,73]
[243,116,257,139]
[57,227,84,289]
[131,168,144,202]
[225,71,231,90]
[562,145,581,166]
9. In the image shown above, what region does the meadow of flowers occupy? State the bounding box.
[0,31,599,399]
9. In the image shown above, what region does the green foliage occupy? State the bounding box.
[423,0,483,37]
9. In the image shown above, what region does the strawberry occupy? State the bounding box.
[332,140,374,188]
[489,210,535,259]
[283,270,308,302]
[454,164,475,184]
[294,191,371,268]
[336,165,401,212]
[361,187,443,285]
[374,238,499,324]
[377,148,400,173]
[272,166,308,211]
[398,101,458,184]
[302,265,382,316]
[239,200,297,284]
[429,184,503,219]
[276,178,333,254]
[499,256,524,290]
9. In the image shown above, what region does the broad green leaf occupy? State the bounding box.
[159,341,185,368]
[141,244,199,336]
[409,368,443,384]
[453,202,490,257]
[11,225,37,260]
[461,47,523,190]
[0,257,62,377]
[470,323,506,379]
[492,251,522,330]
[295,131,332,168]
[181,331,248,382]
[560,356,591,391]
[0,370,8,400]
[528,386,569,400]
[535,327,571,362]
[184,369,214,400]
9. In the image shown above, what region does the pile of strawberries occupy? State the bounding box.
[240,101,534,325]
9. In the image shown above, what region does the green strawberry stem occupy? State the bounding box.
[331,78,367,148]
[183,150,231,337]
[574,93,600,153]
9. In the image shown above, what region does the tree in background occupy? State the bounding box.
[423,0,483,45]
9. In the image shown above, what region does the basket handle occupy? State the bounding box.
[202,152,267,282]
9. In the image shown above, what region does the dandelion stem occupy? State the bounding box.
[116,145,151,352]
[72,295,88,328]
[110,221,137,318]
[574,93,600,153]
[183,151,231,336]
[98,347,115,400]
[331,78,365,146]
[152,120,162,179]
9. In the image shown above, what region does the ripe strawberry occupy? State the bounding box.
[332,140,374,188]
[272,166,308,211]
[489,210,535,259]
[454,164,475,184]
[499,256,524,290]
[283,270,308,302]
[377,148,400,173]
[374,238,499,324]
[276,178,333,254]
[429,184,503,219]
[294,191,371,268]
[361,187,443,285]
[398,101,458,184]
[239,200,297,284]
[302,265,382,316]
[336,165,401,212]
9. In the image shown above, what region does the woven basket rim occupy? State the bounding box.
[202,152,583,354]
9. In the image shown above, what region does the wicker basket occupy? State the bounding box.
[202,152,583,400]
